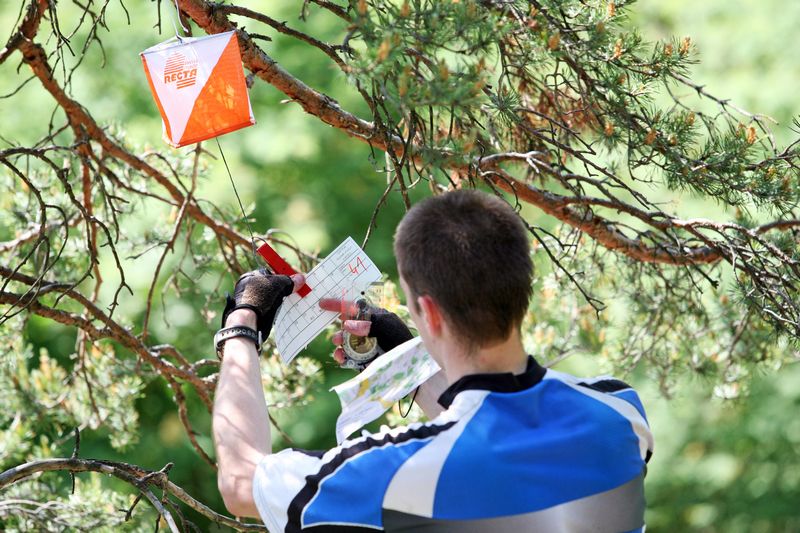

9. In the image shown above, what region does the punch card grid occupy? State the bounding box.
[274,237,381,364]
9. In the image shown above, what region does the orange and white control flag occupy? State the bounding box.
[141,31,255,147]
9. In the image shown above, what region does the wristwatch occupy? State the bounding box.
[214,326,262,358]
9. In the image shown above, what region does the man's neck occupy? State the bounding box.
[440,331,528,385]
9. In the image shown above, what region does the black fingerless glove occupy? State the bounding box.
[368,306,414,353]
[221,269,294,340]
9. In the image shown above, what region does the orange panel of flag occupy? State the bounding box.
[141,31,255,147]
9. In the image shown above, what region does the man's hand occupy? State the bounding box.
[319,297,446,419]
[222,269,304,338]
[319,298,413,366]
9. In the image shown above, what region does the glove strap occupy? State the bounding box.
[221,293,262,329]
[214,326,262,359]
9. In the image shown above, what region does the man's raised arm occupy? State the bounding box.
[212,271,304,518]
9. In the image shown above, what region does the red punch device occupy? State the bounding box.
[256,242,312,297]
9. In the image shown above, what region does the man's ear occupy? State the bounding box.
[417,295,443,336]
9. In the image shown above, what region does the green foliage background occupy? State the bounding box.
[1,0,798,531]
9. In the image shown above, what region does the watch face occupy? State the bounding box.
[343,332,379,362]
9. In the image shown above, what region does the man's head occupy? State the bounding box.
[394,190,533,359]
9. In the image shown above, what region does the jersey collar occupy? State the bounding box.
[437,356,547,409]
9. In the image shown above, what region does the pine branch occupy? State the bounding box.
[0,458,267,532]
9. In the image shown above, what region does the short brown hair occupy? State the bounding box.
[394,190,533,349]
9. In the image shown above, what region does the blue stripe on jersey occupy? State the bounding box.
[611,389,648,422]
[303,438,431,528]
[433,379,645,519]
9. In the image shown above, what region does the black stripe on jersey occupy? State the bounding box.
[576,379,631,393]
[290,448,326,459]
[285,421,457,533]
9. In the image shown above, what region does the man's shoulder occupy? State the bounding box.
[255,416,467,532]
[538,369,648,421]
[541,368,633,391]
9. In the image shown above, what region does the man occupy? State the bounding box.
[212,190,654,532]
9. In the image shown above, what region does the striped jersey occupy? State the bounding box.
[253,356,654,532]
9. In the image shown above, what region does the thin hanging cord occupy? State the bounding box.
[216,137,259,268]
[170,0,189,39]
[169,15,182,41]
[400,386,420,418]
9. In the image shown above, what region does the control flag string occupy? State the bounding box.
[216,137,260,269]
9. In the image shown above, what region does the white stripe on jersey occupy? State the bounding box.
[253,449,324,533]
[383,390,489,517]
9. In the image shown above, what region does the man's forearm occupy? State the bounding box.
[213,309,269,518]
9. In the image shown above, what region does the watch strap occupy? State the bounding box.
[214,326,262,358]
